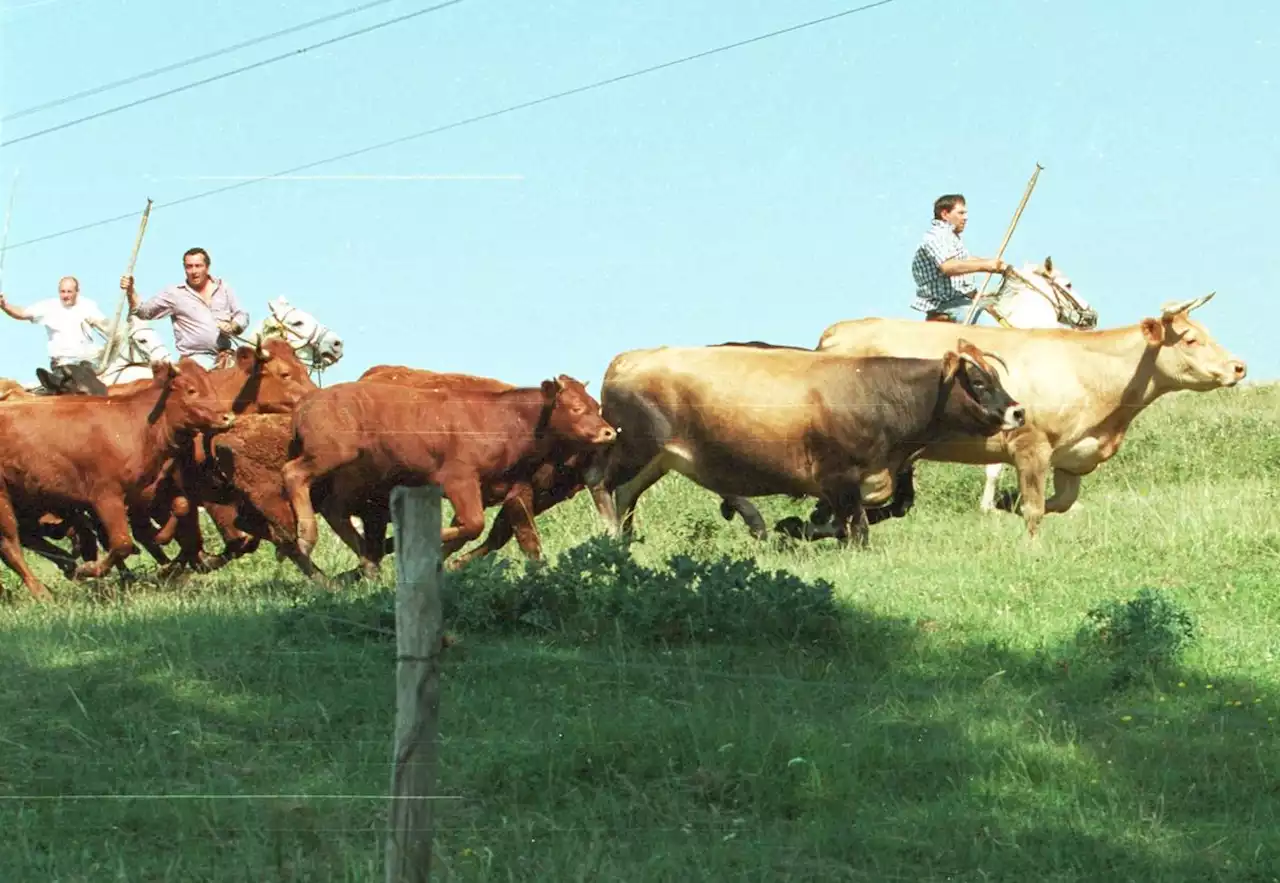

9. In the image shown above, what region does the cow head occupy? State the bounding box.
[539,374,617,448]
[1141,293,1247,392]
[150,358,236,433]
[940,340,1026,433]
[231,337,319,413]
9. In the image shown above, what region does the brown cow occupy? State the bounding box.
[349,365,604,572]
[281,375,616,567]
[0,378,31,401]
[145,338,319,571]
[0,359,234,600]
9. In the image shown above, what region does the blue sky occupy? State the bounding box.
[0,0,1274,389]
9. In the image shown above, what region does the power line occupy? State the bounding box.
[3,0,408,123]
[1,0,904,253]
[0,0,469,147]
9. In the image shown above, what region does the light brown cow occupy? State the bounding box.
[814,294,1247,536]
[586,339,1023,545]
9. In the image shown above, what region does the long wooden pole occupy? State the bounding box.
[99,198,152,373]
[963,163,1043,326]
[386,484,444,883]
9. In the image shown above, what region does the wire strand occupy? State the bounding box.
[3,0,411,122]
[1,0,903,253]
[0,0,470,147]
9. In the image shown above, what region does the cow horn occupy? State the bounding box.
[980,349,1009,372]
[1160,292,1214,319]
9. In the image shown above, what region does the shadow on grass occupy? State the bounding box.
[1,579,1277,882]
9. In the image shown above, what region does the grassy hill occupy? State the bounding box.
[2,381,1278,881]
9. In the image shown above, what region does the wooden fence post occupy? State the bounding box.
[386,484,444,883]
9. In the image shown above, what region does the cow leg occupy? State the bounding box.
[717,495,769,541]
[284,448,359,558]
[439,476,487,553]
[74,495,136,580]
[980,463,1005,513]
[611,454,675,537]
[128,506,172,566]
[827,485,869,548]
[202,501,260,570]
[589,484,620,535]
[447,486,539,571]
[0,493,52,601]
[1045,468,1083,514]
[1011,440,1053,537]
[16,528,80,580]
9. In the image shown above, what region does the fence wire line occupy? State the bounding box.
[0,793,462,801]
[4,0,419,122]
[0,0,471,147]
[2,0,902,251]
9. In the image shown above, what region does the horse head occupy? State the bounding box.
[990,256,1098,330]
[254,296,344,372]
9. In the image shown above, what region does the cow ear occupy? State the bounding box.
[942,350,961,383]
[235,346,256,373]
[1044,255,1053,273]
[151,361,177,384]
[1140,317,1164,347]
[540,379,558,401]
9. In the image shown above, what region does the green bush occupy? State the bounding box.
[277,535,845,648]
[1073,587,1197,687]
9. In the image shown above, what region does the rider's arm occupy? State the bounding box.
[0,294,31,321]
[121,275,172,319]
[940,257,1010,277]
[223,282,248,334]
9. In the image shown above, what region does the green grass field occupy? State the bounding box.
[2,382,1279,882]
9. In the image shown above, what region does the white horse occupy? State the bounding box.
[244,296,344,373]
[20,315,173,393]
[970,256,1097,513]
[97,316,174,385]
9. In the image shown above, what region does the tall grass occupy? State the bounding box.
[1,383,1278,881]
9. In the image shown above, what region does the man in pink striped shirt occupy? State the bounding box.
[120,247,248,369]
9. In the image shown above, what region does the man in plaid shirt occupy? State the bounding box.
[911,194,1011,322]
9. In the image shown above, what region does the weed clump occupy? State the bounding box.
[1073,587,1196,687]
[278,535,845,647]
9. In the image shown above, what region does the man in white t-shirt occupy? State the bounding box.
[0,276,110,369]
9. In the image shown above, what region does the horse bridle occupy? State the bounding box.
[988,266,1098,329]
[263,301,339,377]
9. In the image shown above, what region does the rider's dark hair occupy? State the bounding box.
[933,194,966,219]
[183,247,211,267]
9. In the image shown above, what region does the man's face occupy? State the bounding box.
[58,280,78,307]
[184,253,210,288]
[941,201,968,234]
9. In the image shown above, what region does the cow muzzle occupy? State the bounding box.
[1002,404,1026,431]
[593,426,618,445]
[213,412,237,432]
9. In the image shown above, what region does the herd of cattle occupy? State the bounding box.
[0,274,1248,601]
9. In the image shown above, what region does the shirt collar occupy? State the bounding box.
[930,218,960,237]
[176,276,222,296]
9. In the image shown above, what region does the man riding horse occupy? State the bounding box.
[0,275,110,395]
[911,194,1012,323]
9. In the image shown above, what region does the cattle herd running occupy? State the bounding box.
[0,262,1248,600]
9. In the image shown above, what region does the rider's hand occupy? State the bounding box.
[119,274,134,291]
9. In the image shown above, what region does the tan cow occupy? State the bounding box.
[587,339,1024,546]
[813,294,1246,536]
